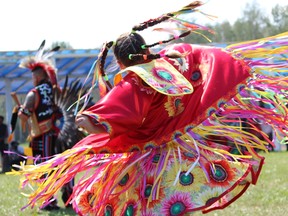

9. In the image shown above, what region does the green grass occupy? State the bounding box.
[194,151,288,216]
[0,151,287,215]
[0,174,77,216]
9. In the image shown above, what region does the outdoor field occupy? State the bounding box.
[0,151,287,216]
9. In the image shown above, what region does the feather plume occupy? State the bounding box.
[153,27,181,36]
[175,1,204,14]
[53,76,91,152]
[164,50,189,59]
[42,46,61,60]
[150,1,214,43]
[35,40,46,61]
[19,40,59,86]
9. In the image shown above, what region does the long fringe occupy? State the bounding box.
[8,32,288,213]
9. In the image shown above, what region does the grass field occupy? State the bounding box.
[0,151,287,216]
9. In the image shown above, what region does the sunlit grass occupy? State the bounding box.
[0,151,287,215]
[0,173,77,216]
[194,151,288,216]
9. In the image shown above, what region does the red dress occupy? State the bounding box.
[70,44,260,215]
[15,33,288,215]
[79,44,250,150]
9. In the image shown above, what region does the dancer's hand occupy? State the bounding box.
[75,114,106,134]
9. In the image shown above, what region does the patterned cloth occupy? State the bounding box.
[10,32,288,215]
[72,43,257,215]
[27,81,55,161]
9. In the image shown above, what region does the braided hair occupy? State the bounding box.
[113,32,149,67]
[112,30,191,67]
[111,2,206,66]
[97,1,206,92]
[99,41,114,89]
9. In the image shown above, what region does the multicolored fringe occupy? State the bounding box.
[225,31,288,138]
[7,32,288,215]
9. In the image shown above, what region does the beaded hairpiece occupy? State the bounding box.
[19,40,60,86]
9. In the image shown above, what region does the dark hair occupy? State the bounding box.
[32,66,47,75]
[32,66,49,80]
[96,1,205,94]
[31,65,44,72]
[11,141,19,147]
[113,32,148,67]
[99,2,206,74]
[0,115,4,121]
[113,31,189,67]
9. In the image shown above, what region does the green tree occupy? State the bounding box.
[271,4,288,35]
[233,1,270,41]
[212,21,236,43]
[200,1,288,44]
[51,41,73,49]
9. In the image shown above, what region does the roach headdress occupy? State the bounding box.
[19,40,60,86]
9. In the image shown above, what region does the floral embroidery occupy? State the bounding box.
[77,188,98,215]
[204,160,237,187]
[161,192,194,216]
[136,175,165,209]
[165,96,185,117]
[173,57,190,74]
[165,163,206,192]
[131,76,154,95]
[118,194,139,216]
[164,46,190,73]
[195,187,223,208]
[103,196,121,216]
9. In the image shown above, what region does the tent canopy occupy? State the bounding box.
[0,44,228,129]
[0,48,118,95]
[0,48,118,126]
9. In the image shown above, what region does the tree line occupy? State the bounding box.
[52,2,288,49]
[184,2,288,44]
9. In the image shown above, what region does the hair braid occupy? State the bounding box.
[114,2,206,67]
[132,1,204,32]
[99,41,114,89]
[129,50,184,62]
[143,31,192,49]
[132,13,174,32]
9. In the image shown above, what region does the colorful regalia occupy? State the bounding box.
[7,40,89,209]
[8,1,288,216]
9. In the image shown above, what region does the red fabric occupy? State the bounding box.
[81,43,250,153]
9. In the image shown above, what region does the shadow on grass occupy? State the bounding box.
[37,207,77,216]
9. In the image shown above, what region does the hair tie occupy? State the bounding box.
[141,45,146,49]
[143,55,148,60]
[128,54,133,60]
[159,41,163,44]
[160,53,166,58]
[174,35,180,40]
[107,41,115,48]
[104,75,109,81]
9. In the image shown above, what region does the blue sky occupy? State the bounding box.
[0,0,287,51]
